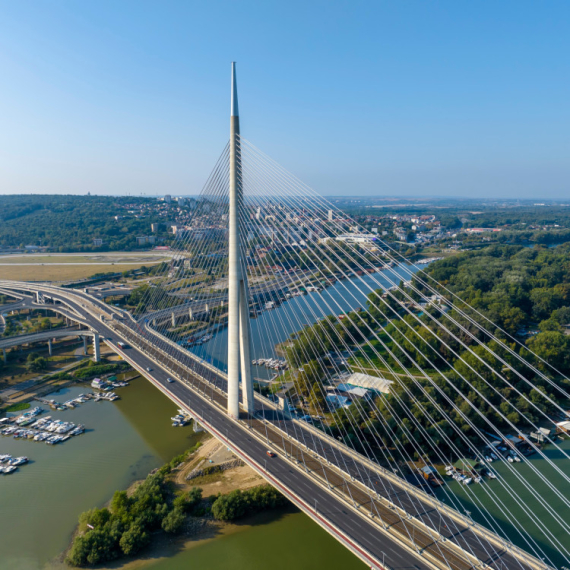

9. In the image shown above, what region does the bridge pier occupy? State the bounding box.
[92,333,100,362]
[188,307,193,320]
[48,339,53,356]
[2,348,6,363]
[171,312,176,327]
[83,336,87,355]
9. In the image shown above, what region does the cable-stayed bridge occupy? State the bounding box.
[2,64,569,570]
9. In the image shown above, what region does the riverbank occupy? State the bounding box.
[0,377,202,570]
[61,436,288,568]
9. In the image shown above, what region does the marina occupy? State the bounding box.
[251,357,288,370]
[0,378,202,569]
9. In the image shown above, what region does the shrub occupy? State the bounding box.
[119,523,149,556]
[211,486,288,522]
[173,487,202,513]
[161,507,185,534]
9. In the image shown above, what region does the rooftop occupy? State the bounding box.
[342,372,393,394]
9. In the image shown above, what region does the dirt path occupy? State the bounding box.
[173,435,264,495]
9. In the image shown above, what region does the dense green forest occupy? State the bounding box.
[0,195,172,251]
[285,244,570,461]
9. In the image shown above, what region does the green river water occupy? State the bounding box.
[0,377,365,570]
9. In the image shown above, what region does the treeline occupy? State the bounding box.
[0,195,171,251]
[73,361,129,380]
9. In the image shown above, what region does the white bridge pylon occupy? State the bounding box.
[227,62,254,418]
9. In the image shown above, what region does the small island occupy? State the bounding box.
[65,436,289,568]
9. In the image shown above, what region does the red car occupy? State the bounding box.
[266,450,276,458]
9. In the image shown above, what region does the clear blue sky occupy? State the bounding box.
[1,1,569,199]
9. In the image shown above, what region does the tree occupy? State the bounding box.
[26,355,48,372]
[307,382,326,415]
[211,490,246,521]
[79,507,112,529]
[294,359,323,398]
[527,331,570,374]
[26,352,40,362]
[110,490,132,521]
[161,507,185,534]
[119,523,149,556]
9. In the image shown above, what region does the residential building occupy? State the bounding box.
[335,233,378,245]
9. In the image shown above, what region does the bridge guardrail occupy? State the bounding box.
[122,322,515,570]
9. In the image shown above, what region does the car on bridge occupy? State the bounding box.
[266,450,276,458]
[146,367,152,372]
[167,378,174,383]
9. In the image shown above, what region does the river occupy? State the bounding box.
[435,438,570,569]
[189,263,424,373]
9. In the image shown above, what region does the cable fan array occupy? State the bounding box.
[129,138,570,569]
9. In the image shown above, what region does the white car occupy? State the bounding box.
[167,378,174,383]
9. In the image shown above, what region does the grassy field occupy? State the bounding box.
[0,253,170,264]
[0,343,85,390]
[0,263,156,282]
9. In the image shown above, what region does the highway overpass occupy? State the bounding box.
[0,326,98,362]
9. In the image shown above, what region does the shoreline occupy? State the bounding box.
[46,508,295,570]
[54,431,285,570]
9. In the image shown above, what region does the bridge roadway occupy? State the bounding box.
[0,326,94,350]
[0,281,548,570]
[143,269,311,322]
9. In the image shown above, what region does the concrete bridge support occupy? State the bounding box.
[227,63,254,419]
[83,336,88,355]
[48,339,53,356]
[2,349,6,364]
[92,333,100,362]
[171,312,176,327]
[188,307,193,320]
